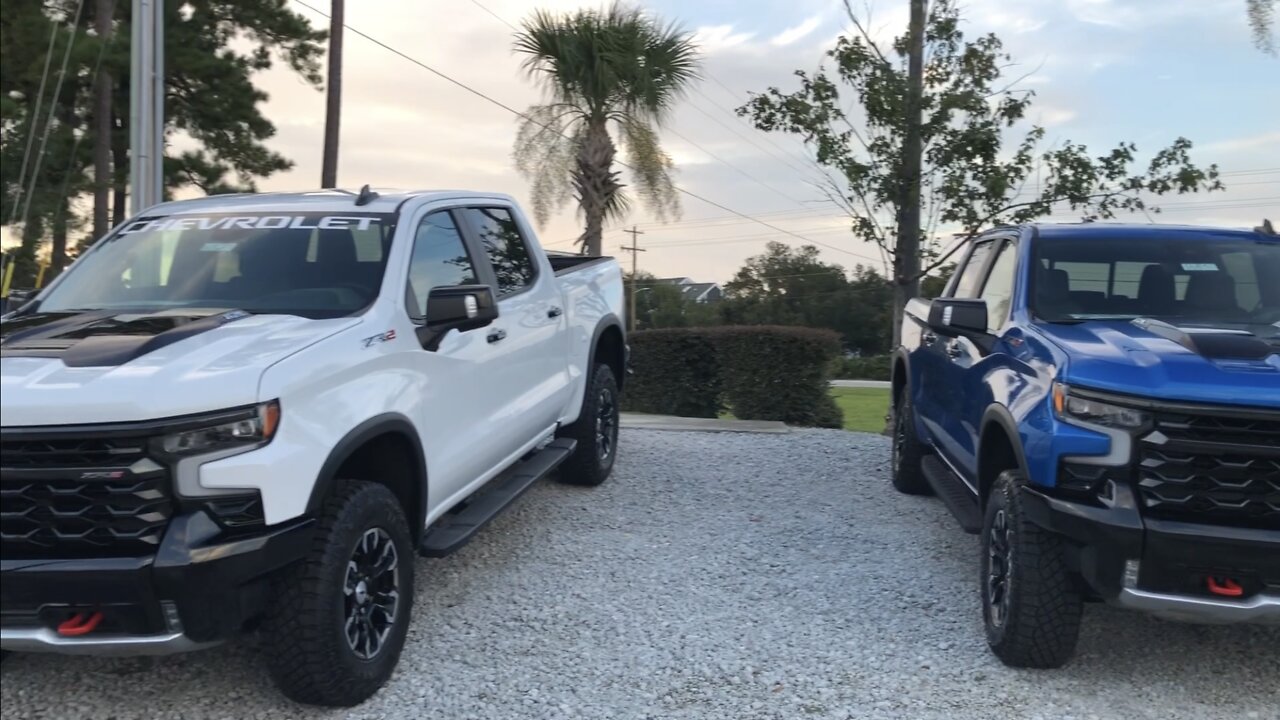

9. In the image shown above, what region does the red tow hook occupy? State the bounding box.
[56,611,104,637]
[1206,576,1244,598]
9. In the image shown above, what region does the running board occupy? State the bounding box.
[418,438,576,557]
[922,455,982,534]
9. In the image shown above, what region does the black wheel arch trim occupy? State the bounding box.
[890,347,911,404]
[588,314,627,388]
[979,404,1033,501]
[305,413,428,541]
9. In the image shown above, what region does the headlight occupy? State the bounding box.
[1052,383,1148,430]
[160,401,281,455]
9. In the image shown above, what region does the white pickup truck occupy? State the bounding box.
[0,188,626,705]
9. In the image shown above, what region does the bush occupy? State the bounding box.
[712,326,843,429]
[621,328,722,418]
[621,326,843,428]
[833,354,892,381]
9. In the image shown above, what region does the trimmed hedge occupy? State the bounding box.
[834,354,892,381]
[621,326,843,428]
[621,328,722,418]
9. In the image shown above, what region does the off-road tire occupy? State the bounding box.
[981,470,1083,668]
[556,363,620,487]
[891,391,931,495]
[264,481,415,706]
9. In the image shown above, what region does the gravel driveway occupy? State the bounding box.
[2,429,1277,720]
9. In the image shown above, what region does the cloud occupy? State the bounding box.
[770,15,822,46]
[693,25,756,53]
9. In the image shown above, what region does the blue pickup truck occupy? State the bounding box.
[891,222,1279,668]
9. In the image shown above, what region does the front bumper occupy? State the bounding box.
[1,511,313,655]
[1021,484,1280,625]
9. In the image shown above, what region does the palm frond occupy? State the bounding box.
[618,118,679,222]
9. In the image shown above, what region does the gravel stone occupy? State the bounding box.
[1,428,1277,719]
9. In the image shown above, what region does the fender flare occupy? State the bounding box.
[889,347,912,402]
[305,412,428,538]
[978,404,1032,499]
[587,313,626,386]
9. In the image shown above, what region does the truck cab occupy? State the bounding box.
[891,222,1279,667]
[0,189,626,705]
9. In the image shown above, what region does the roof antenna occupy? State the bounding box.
[355,184,379,206]
[1255,218,1275,235]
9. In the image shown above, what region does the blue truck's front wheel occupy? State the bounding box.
[981,470,1083,668]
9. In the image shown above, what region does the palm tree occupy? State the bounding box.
[1248,0,1276,54]
[512,3,699,256]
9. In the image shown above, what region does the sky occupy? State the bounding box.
[113,0,1280,282]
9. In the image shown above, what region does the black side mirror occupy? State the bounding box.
[416,284,498,351]
[927,297,989,337]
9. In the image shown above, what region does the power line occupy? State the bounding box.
[665,126,809,206]
[19,0,87,231]
[292,0,877,263]
[7,18,61,226]
[468,0,517,31]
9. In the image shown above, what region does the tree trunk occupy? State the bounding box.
[50,198,69,276]
[112,105,127,225]
[320,0,344,188]
[572,119,620,256]
[13,219,44,289]
[93,0,117,242]
[892,0,927,346]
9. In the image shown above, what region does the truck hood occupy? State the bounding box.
[0,309,358,426]
[1034,319,1280,408]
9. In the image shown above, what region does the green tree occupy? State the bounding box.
[739,0,1222,344]
[1,0,325,287]
[720,242,893,355]
[512,3,699,256]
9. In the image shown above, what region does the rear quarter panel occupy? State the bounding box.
[555,258,625,426]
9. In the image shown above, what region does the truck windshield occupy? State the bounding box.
[1032,234,1280,328]
[36,212,395,319]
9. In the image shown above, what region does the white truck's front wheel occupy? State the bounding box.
[264,481,415,706]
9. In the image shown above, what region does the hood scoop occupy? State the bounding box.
[1131,318,1275,361]
[1,309,251,368]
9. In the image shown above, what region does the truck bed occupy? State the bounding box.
[547,252,615,276]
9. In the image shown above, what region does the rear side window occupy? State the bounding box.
[462,207,535,297]
[951,241,994,298]
[406,211,478,318]
[979,241,1018,333]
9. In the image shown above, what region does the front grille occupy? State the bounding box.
[1,433,174,558]
[1137,407,1280,529]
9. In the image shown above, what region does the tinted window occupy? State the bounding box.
[38,213,393,319]
[1033,235,1280,327]
[463,207,535,296]
[406,211,478,318]
[951,241,994,298]
[979,241,1018,333]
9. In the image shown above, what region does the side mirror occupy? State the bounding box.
[416,284,498,351]
[927,297,989,337]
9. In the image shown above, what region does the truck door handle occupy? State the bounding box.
[487,329,507,344]
[946,340,964,358]
[547,306,563,318]
[921,331,937,346]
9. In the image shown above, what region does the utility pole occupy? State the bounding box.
[320,0,344,188]
[129,0,163,215]
[620,226,645,331]
[93,0,117,240]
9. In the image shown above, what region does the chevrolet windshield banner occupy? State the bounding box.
[121,215,379,234]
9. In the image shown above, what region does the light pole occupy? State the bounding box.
[129,0,164,215]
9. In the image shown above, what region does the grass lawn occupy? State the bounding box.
[830,387,891,434]
[719,387,890,433]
